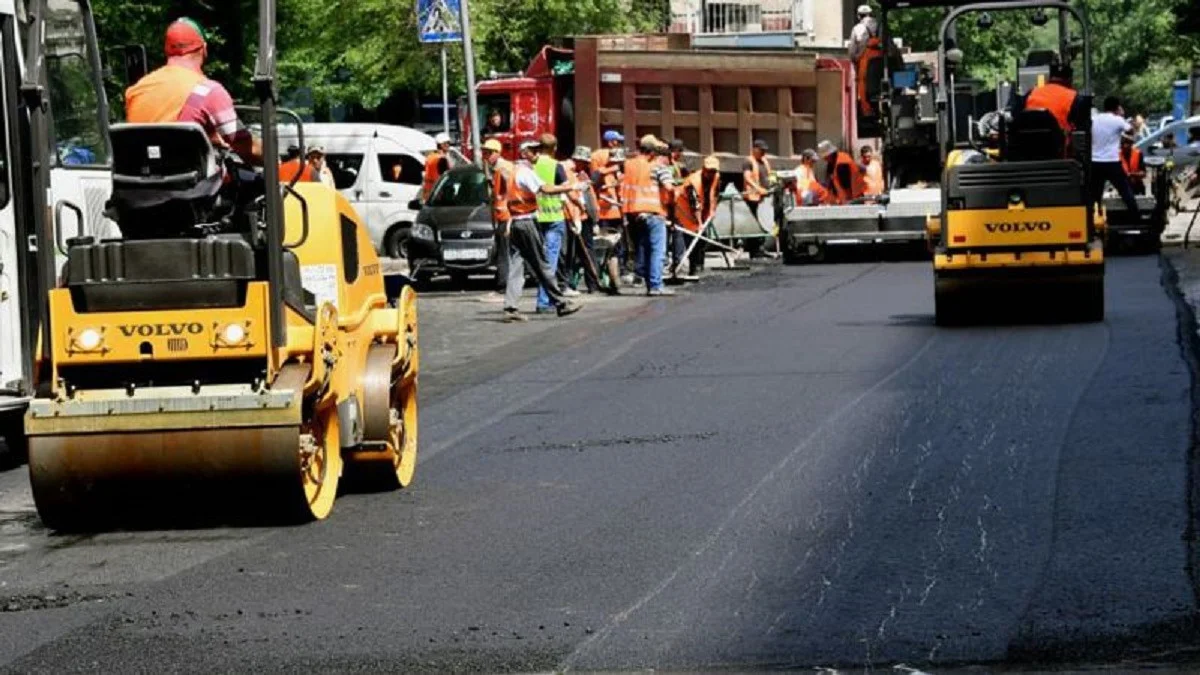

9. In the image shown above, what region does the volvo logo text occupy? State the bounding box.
[984,221,1052,233]
[118,323,205,338]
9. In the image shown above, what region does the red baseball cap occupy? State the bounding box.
[165,18,207,57]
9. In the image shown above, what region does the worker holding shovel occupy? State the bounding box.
[671,155,722,279]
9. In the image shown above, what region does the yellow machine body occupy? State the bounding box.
[26,184,420,529]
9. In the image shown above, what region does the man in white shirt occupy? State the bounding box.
[848,5,878,63]
[1091,96,1139,218]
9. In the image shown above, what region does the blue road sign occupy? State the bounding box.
[418,0,463,43]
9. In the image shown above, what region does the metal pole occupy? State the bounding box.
[441,44,450,136]
[458,0,482,165]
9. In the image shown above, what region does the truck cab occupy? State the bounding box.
[460,47,575,160]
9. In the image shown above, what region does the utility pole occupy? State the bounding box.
[458,0,482,166]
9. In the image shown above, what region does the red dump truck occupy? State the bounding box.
[459,34,857,250]
[461,34,855,172]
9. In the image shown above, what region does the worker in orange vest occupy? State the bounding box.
[483,138,581,321]
[791,150,832,206]
[1119,133,1146,195]
[742,139,772,221]
[560,147,602,293]
[860,145,885,197]
[279,144,315,183]
[621,135,675,296]
[1016,56,1089,152]
[125,18,261,164]
[422,133,453,201]
[591,130,624,175]
[672,155,721,278]
[817,140,866,205]
[849,5,883,118]
[591,147,627,293]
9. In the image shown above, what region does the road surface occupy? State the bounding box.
[0,256,1197,673]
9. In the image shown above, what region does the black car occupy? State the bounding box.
[406,166,500,284]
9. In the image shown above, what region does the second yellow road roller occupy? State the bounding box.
[23,0,419,530]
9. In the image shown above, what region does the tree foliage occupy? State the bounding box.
[878,0,1199,114]
[92,0,1198,118]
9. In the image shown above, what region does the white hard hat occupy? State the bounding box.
[434,132,451,145]
[857,4,872,16]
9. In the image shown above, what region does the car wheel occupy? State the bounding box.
[384,225,411,260]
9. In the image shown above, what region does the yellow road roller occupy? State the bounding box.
[24,0,418,530]
[926,0,1104,325]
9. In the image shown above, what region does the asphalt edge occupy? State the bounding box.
[1160,249,1200,611]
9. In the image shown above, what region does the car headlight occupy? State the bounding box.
[412,223,435,240]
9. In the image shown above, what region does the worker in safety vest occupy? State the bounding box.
[849,5,883,118]
[528,134,584,311]
[1119,133,1146,195]
[742,139,772,220]
[817,140,866,205]
[484,138,581,322]
[591,147,627,294]
[422,132,452,201]
[279,144,315,183]
[791,149,832,206]
[860,145,885,197]
[125,18,262,165]
[591,130,624,176]
[561,147,602,294]
[672,155,721,278]
[621,135,676,296]
[1016,56,1089,145]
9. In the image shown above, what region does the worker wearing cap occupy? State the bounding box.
[672,155,721,278]
[422,133,453,201]
[125,18,262,164]
[561,147,602,294]
[791,149,831,206]
[591,130,625,178]
[592,147,627,294]
[742,139,772,220]
[1016,54,1089,142]
[849,5,883,117]
[307,145,335,188]
[818,140,866,205]
[279,144,315,183]
[532,133,583,309]
[621,135,675,296]
[484,138,581,321]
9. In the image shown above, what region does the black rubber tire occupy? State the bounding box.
[934,278,965,326]
[384,226,410,260]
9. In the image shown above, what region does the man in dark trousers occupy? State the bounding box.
[1090,96,1139,218]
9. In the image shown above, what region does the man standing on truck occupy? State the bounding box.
[422,133,452,201]
[1090,96,1139,218]
[818,140,866,205]
[125,18,262,165]
[484,139,581,322]
[849,5,882,117]
[622,135,676,297]
[1120,133,1146,195]
[742,139,772,220]
[792,149,831,206]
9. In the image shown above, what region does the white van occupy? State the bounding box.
[277,123,448,259]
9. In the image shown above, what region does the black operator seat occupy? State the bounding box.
[1005,109,1066,162]
[108,122,225,238]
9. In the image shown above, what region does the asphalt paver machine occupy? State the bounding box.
[24,0,420,530]
[926,0,1104,325]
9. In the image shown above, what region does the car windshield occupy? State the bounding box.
[429,170,488,208]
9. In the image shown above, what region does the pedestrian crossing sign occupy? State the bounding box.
[418,0,463,43]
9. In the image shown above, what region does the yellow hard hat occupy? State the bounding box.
[482,138,502,153]
[702,155,720,170]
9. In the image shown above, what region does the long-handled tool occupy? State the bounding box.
[570,217,603,291]
[672,212,718,277]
